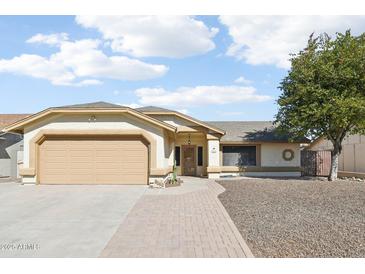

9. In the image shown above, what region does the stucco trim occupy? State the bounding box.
[176,125,206,133]
[26,129,157,183]
[150,166,173,176]
[338,171,365,179]
[19,167,35,176]
[3,108,176,133]
[206,133,220,140]
[207,166,222,173]
[220,166,302,172]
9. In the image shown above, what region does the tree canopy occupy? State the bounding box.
[275,30,365,180]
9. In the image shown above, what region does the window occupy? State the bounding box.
[175,146,181,166]
[222,146,256,166]
[197,146,203,166]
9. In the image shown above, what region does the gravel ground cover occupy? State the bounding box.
[217,178,365,257]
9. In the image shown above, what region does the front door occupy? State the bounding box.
[182,145,196,176]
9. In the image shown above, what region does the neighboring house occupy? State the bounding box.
[0,114,30,178]
[308,134,365,178]
[3,102,308,185]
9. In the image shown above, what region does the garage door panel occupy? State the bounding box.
[122,176,147,184]
[95,175,146,184]
[94,163,147,171]
[67,174,94,184]
[41,150,67,158]
[39,136,148,184]
[98,162,145,170]
[122,163,146,170]
[68,165,94,170]
[69,150,93,157]
[95,163,123,169]
[41,169,66,175]
[42,163,67,170]
[95,153,122,160]
[41,142,68,148]
[123,156,147,161]
[94,151,119,156]
[41,159,67,165]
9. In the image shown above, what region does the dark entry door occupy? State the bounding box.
[182,145,196,176]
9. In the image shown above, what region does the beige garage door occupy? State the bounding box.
[38,136,148,184]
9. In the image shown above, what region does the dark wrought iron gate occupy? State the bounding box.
[301,150,331,176]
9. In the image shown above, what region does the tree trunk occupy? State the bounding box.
[328,145,340,181]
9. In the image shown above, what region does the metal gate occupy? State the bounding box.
[301,150,331,176]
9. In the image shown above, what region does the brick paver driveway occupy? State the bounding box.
[100,177,253,258]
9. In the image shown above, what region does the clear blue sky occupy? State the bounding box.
[0,16,363,120]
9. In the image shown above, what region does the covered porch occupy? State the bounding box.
[172,131,220,178]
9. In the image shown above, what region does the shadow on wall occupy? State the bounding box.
[237,152,255,175]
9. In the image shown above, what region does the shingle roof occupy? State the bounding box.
[206,121,309,142]
[137,106,226,134]
[0,114,31,130]
[56,101,125,109]
[0,103,308,143]
[136,106,175,112]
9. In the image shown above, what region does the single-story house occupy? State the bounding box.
[3,102,308,185]
[308,134,365,178]
[0,114,30,178]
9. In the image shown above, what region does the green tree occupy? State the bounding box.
[275,30,365,181]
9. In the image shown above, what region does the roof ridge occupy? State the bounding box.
[136,106,174,112]
[55,101,126,109]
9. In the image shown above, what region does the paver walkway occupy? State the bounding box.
[100,177,253,258]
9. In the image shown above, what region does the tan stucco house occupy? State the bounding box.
[3,102,307,185]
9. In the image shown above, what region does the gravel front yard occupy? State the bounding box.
[217,178,365,257]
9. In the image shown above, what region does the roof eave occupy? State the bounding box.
[141,111,226,135]
[3,107,177,133]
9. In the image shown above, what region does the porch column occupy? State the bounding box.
[167,132,176,174]
[170,138,175,167]
[207,134,221,179]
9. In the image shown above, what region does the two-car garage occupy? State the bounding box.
[3,102,178,185]
[38,136,149,185]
